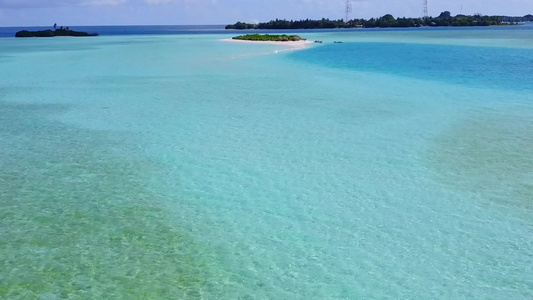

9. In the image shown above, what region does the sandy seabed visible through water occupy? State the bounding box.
[1,27,532,299]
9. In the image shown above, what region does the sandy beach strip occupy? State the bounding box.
[219,38,313,50]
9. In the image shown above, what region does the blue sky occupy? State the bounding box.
[0,0,532,26]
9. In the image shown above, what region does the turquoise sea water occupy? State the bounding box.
[1,26,532,299]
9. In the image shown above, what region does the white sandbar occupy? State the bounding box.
[219,38,313,50]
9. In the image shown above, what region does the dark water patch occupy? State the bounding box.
[290,42,533,92]
[426,105,533,217]
[0,101,218,298]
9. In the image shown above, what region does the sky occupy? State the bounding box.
[0,0,532,27]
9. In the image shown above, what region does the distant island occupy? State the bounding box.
[232,34,304,42]
[226,12,533,29]
[15,28,98,38]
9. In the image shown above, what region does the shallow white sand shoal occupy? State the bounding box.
[219,38,313,50]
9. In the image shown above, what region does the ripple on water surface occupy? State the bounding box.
[427,103,533,217]
[0,102,221,298]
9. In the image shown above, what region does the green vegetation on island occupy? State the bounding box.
[501,14,533,23]
[15,27,98,38]
[226,12,533,29]
[232,34,304,42]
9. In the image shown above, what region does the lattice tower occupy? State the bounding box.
[345,0,353,22]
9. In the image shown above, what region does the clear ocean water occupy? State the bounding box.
[1,25,532,299]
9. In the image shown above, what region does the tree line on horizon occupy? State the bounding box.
[225,12,533,30]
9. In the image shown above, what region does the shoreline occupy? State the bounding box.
[219,38,313,50]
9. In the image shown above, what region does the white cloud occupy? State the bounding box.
[0,0,128,8]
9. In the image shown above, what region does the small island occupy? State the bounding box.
[220,34,311,50]
[15,28,98,38]
[232,34,304,42]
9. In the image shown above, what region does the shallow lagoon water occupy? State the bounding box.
[1,27,532,299]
